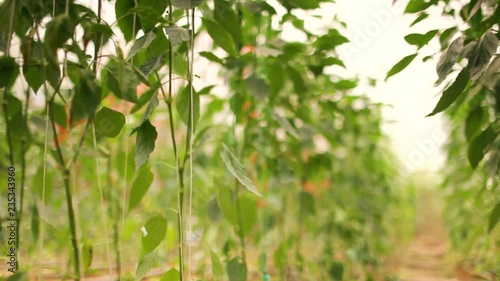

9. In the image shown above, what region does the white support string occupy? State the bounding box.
[92,125,113,276]
[120,1,138,275]
[187,7,196,280]
[37,2,55,279]
[119,118,129,276]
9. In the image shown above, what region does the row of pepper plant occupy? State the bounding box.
[0,0,413,280]
[388,0,499,274]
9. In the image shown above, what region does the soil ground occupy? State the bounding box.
[393,190,457,281]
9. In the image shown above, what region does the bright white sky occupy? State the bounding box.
[332,0,449,173]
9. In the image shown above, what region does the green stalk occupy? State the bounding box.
[107,156,121,280]
[1,91,14,180]
[1,90,15,272]
[296,178,304,266]
[234,184,247,262]
[163,2,184,280]
[48,103,81,280]
[17,88,30,269]
[280,193,287,281]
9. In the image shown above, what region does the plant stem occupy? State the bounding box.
[165,2,184,280]
[49,103,81,280]
[296,178,304,271]
[107,156,121,280]
[280,193,287,281]
[2,89,15,271]
[17,87,30,269]
[93,0,103,74]
[233,0,248,263]
[2,92,14,166]
[234,184,247,262]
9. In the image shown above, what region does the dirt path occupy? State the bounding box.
[395,190,456,281]
[396,228,455,281]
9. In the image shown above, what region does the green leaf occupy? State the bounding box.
[107,62,140,103]
[148,29,170,56]
[274,240,288,270]
[130,63,151,87]
[216,182,238,225]
[268,61,286,95]
[163,25,190,47]
[404,29,438,49]
[385,53,417,81]
[142,214,167,253]
[0,56,19,88]
[207,196,221,221]
[314,29,349,51]
[410,13,429,26]
[288,66,306,93]
[127,30,157,60]
[335,79,357,90]
[136,0,167,31]
[226,258,248,281]
[427,69,469,116]
[116,0,140,41]
[467,32,499,81]
[128,165,154,212]
[488,202,500,233]
[135,120,158,170]
[215,184,257,233]
[300,191,316,217]
[199,51,224,65]
[70,70,101,126]
[175,83,200,129]
[173,52,188,76]
[45,61,61,89]
[82,240,93,269]
[135,251,156,281]
[139,54,166,76]
[465,106,483,141]
[214,0,241,42]
[210,248,224,279]
[439,27,458,48]
[202,18,238,57]
[285,0,320,9]
[322,57,346,68]
[238,195,258,234]
[130,85,158,114]
[95,107,126,138]
[45,14,74,53]
[436,37,463,84]
[171,0,203,9]
[32,164,54,203]
[23,63,44,92]
[160,268,180,281]
[31,204,39,242]
[468,125,498,169]
[137,93,159,128]
[466,0,483,21]
[329,262,344,281]
[86,23,114,52]
[245,74,269,101]
[481,56,500,92]
[272,112,299,139]
[405,0,435,13]
[128,6,169,30]
[220,144,262,197]
[198,85,215,96]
